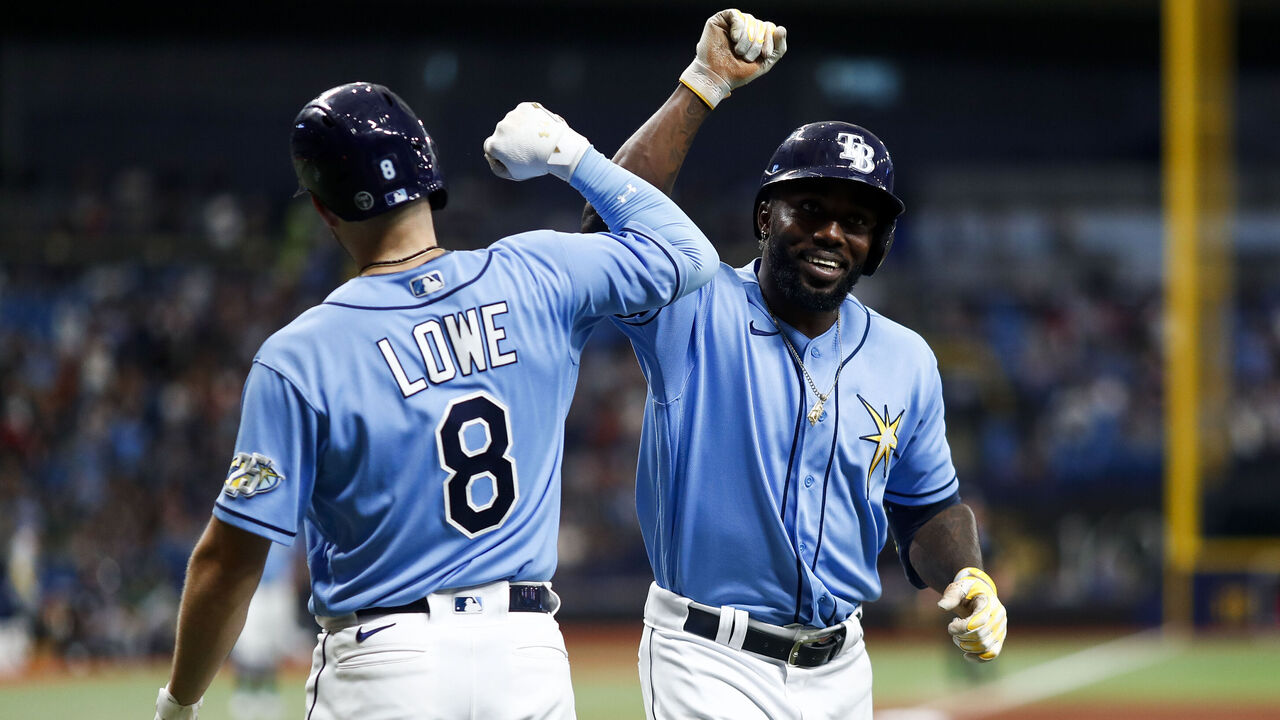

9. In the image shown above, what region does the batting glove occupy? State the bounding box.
[155,686,202,720]
[482,102,591,182]
[680,8,788,109]
[937,567,1007,662]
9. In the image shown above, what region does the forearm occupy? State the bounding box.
[581,85,711,233]
[907,503,983,594]
[167,519,270,704]
[570,149,717,285]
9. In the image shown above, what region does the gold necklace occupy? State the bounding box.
[770,311,843,426]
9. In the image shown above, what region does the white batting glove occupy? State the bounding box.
[937,567,1007,662]
[482,102,591,182]
[679,8,788,109]
[155,686,202,720]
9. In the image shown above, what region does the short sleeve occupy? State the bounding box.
[884,360,959,506]
[212,361,320,545]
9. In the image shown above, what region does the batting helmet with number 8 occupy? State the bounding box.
[291,82,447,222]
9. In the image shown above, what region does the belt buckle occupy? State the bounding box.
[787,635,807,666]
[786,626,841,667]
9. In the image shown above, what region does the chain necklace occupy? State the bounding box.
[770,311,843,426]
[359,246,444,275]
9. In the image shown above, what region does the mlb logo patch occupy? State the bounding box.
[410,270,446,298]
[454,596,483,614]
[385,187,409,207]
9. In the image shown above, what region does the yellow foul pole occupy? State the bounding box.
[1162,0,1234,630]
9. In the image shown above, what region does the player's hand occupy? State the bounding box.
[680,8,788,109]
[483,102,591,182]
[937,567,1007,662]
[155,686,202,720]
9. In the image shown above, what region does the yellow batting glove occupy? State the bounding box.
[937,567,1007,662]
[680,8,788,109]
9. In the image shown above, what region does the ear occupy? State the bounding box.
[755,198,773,238]
[310,194,342,230]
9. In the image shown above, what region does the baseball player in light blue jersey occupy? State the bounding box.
[582,11,1008,719]
[154,84,717,720]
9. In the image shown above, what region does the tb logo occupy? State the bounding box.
[836,132,876,174]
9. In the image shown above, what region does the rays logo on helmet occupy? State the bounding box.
[224,452,284,498]
[836,132,876,173]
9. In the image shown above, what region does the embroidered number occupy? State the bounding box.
[436,392,518,537]
[379,158,397,180]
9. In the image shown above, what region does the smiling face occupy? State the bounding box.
[757,178,882,316]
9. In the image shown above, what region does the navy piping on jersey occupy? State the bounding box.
[814,390,843,627]
[784,301,871,624]
[838,302,873,370]
[780,355,806,625]
[616,308,658,326]
[609,227,684,327]
[618,308,661,327]
[884,476,960,501]
[306,632,328,720]
[778,353,806,525]
[215,503,297,538]
[809,387,840,572]
[629,229,682,309]
[748,320,779,336]
[323,252,493,311]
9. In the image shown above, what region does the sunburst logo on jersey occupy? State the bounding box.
[223,452,284,499]
[859,395,904,485]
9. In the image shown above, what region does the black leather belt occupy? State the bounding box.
[355,584,553,620]
[683,603,847,668]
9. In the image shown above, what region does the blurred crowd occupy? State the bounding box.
[3,163,1280,670]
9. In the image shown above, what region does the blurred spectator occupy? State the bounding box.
[2,161,1279,664]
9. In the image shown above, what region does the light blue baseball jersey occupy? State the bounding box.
[614,260,958,628]
[212,149,717,617]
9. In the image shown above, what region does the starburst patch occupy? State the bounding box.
[859,395,904,485]
[223,452,284,499]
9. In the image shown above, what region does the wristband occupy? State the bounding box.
[155,686,202,720]
[679,58,733,109]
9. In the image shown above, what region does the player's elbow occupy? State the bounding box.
[682,231,719,291]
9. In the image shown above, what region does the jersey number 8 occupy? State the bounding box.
[436,392,518,538]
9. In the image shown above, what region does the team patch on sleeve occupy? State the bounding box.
[223,452,284,499]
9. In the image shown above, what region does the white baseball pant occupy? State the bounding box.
[306,580,574,720]
[232,576,299,671]
[639,582,872,720]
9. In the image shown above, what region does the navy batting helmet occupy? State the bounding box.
[754,121,905,275]
[291,82,447,222]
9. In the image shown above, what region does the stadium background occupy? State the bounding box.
[2,1,1279,717]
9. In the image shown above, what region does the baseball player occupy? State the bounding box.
[154,83,718,720]
[581,10,1008,719]
[227,542,303,720]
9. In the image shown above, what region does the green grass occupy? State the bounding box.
[867,631,1280,708]
[4,632,1278,719]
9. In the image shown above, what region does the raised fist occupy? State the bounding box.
[483,102,591,182]
[680,8,788,109]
